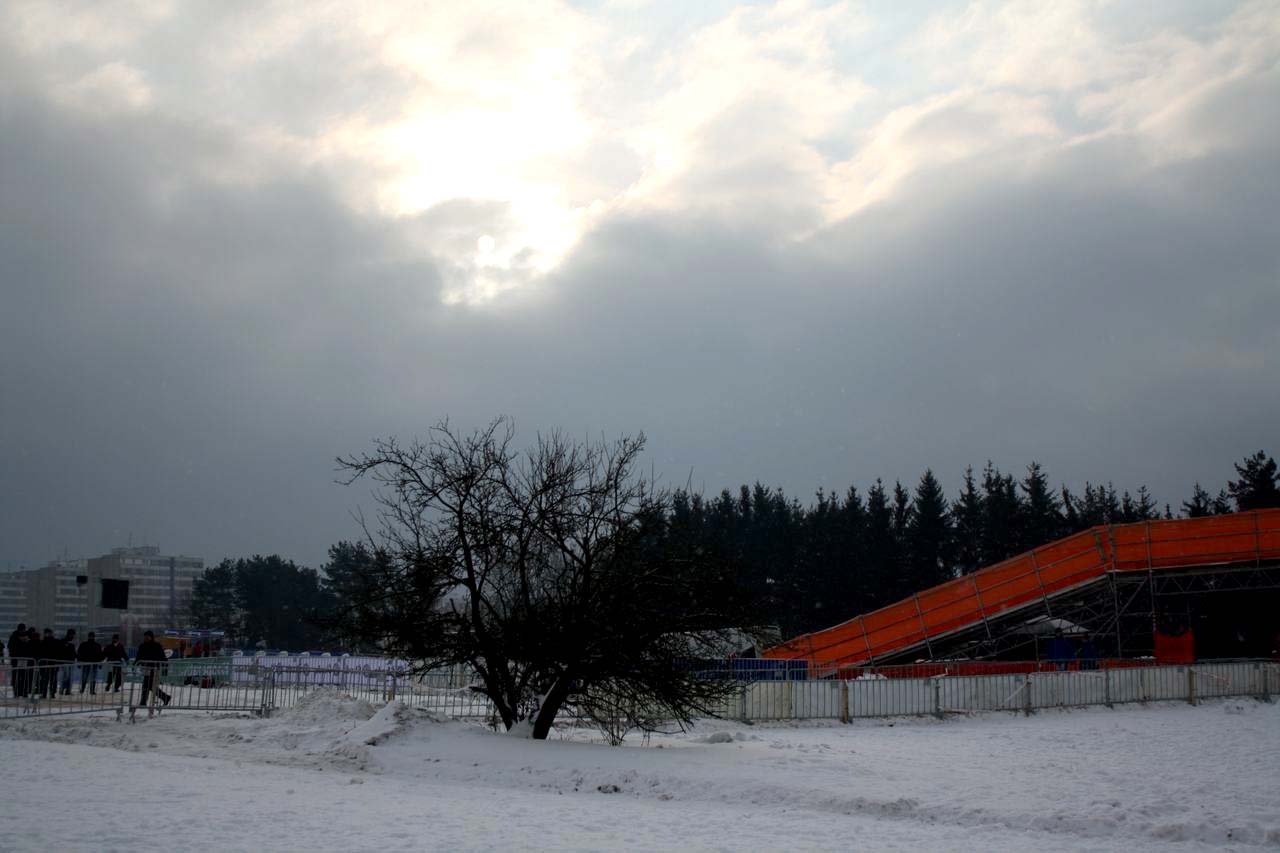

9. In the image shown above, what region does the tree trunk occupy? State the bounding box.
[476,668,517,730]
[530,673,574,740]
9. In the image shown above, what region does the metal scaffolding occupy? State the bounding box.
[869,559,1280,664]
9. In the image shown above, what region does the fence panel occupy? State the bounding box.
[1029,670,1109,708]
[736,679,846,720]
[0,663,125,719]
[131,659,272,718]
[398,674,496,719]
[6,657,1276,726]
[1192,661,1262,700]
[939,674,1027,714]
[848,676,934,717]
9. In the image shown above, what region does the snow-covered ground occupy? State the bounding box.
[1,695,1277,851]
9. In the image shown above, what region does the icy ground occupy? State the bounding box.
[1,696,1277,851]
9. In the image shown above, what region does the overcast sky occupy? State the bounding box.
[1,0,1277,570]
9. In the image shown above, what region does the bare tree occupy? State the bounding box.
[332,418,749,739]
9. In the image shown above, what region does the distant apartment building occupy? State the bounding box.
[0,571,28,635]
[2,546,204,646]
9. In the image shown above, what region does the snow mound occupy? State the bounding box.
[339,702,403,747]
[280,689,378,724]
[505,719,537,738]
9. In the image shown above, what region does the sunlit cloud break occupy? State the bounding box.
[0,0,1276,568]
[7,1,1274,304]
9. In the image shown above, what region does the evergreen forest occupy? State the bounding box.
[193,450,1279,648]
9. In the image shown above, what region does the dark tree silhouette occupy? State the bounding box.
[1182,483,1214,518]
[191,555,333,650]
[908,469,953,588]
[952,467,984,574]
[331,419,750,739]
[1019,462,1063,549]
[1227,451,1280,511]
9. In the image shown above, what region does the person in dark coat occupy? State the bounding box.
[102,634,127,692]
[37,628,61,698]
[135,631,171,707]
[77,632,104,694]
[58,629,77,694]
[8,624,27,698]
[7,624,23,659]
[1048,628,1075,672]
[1077,635,1100,671]
[20,628,39,698]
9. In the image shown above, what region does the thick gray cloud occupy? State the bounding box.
[1,2,1277,570]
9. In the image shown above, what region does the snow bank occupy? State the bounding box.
[339,702,403,747]
[280,688,377,725]
[1,698,1277,850]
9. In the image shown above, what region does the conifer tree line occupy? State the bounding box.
[667,450,1280,636]
[192,449,1277,650]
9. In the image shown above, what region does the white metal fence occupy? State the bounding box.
[700,660,1277,721]
[3,657,1275,725]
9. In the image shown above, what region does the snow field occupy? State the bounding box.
[1,691,1277,851]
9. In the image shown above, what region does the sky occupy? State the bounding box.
[1,0,1277,571]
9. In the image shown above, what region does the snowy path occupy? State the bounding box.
[1,695,1277,851]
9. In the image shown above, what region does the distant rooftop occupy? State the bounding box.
[109,545,162,556]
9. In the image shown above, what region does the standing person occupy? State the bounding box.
[135,631,171,708]
[20,627,39,698]
[1048,628,1074,672]
[37,628,60,698]
[8,624,26,698]
[77,632,104,694]
[9,627,26,698]
[24,627,40,697]
[1077,635,1099,671]
[7,623,24,660]
[102,635,126,692]
[58,629,77,695]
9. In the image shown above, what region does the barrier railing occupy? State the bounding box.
[263,655,494,717]
[697,659,1276,721]
[131,657,274,719]
[4,657,1274,725]
[0,662,127,720]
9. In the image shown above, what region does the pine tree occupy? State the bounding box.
[1076,483,1104,527]
[1182,483,1213,518]
[1061,486,1084,532]
[952,467,984,574]
[889,482,914,598]
[838,487,868,614]
[863,480,895,608]
[798,489,840,629]
[1120,491,1136,523]
[1020,461,1063,548]
[1212,488,1234,515]
[1133,485,1159,521]
[1102,484,1122,524]
[909,469,953,588]
[979,463,1021,564]
[1227,450,1280,511]
[891,481,913,540]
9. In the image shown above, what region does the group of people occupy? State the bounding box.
[6,624,170,705]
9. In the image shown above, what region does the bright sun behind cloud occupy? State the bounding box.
[5,0,1273,306]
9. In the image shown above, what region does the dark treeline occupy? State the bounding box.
[191,450,1278,649]
[667,450,1280,636]
[191,555,334,651]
